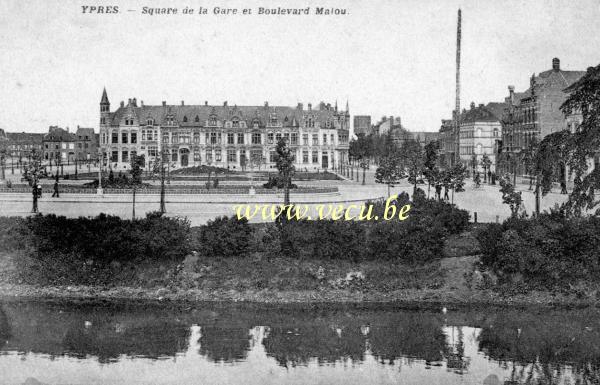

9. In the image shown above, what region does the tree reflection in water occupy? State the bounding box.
[2,300,600,385]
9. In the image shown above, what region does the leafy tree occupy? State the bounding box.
[275,138,295,206]
[481,154,492,183]
[130,154,145,185]
[375,155,405,197]
[499,174,523,217]
[423,141,439,198]
[561,65,600,215]
[532,130,572,216]
[349,134,373,185]
[448,163,467,204]
[400,139,424,198]
[470,154,478,176]
[521,137,539,190]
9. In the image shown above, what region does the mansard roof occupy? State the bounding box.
[108,102,342,128]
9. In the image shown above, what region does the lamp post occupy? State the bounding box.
[97,149,103,195]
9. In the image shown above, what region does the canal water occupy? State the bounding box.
[0,300,598,385]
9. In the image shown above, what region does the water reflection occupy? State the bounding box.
[1,301,600,385]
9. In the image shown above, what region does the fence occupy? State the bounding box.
[0,186,339,195]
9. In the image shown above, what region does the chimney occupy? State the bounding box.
[140,100,144,107]
[132,98,137,107]
[308,103,312,110]
[508,85,515,104]
[120,101,124,108]
[552,57,560,71]
[264,101,269,107]
[181,100,184,106]
[128,98,132,105]
[223,101,227,106]
[162,101,166,107]
[205,101,208,106]
[297,103,303,110]
[470,102,475,109]
[327,103,331,110]
[479,103,484,108]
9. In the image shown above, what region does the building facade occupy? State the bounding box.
[458,102,504,173]
[353,115,372,136]
[99,90,350,171]
[1,131,44,162]
[500,58,585,174]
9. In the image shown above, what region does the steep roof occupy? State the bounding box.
[101,88,109,104]
[108,102,342,128]
[460,103,505,124]
[43,127,76,142]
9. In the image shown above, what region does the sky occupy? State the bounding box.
[1,0,599,134]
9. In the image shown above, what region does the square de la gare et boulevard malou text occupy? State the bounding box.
[80,5,348,15]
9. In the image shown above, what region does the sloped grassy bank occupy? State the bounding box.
[1,193,599,307]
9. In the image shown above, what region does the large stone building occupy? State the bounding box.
[458,102,504,172]
[99,89,350,171]
[500,58,585,173]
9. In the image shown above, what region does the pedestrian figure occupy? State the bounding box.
[560,181,567,194]
[52,181,59,198]
[37,184,42,198]
[435,184,442,201]
[32,184,38,213]
[444,186,449,201]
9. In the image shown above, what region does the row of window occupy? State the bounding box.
[459,128,500,139]
[115,115,333,129]
[103,130,344,146]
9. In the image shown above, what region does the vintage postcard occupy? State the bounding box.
[1,1,600,384]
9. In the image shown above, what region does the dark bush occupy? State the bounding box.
[15,212,191,284]
[280,220,366,261]
[0,216,28,252]
[476,214,600,289]
[195,216,252,258]
[366,216,446,264]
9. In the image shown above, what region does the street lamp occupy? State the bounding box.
[97,149,103,195]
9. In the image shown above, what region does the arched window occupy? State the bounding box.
[147,118,154,126]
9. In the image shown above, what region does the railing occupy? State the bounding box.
[0,186,339,195]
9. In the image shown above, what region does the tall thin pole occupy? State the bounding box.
[454,9,462,165]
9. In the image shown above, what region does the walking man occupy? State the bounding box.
[52,180,59,198]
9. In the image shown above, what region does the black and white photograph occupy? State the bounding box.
[1,0,600,384]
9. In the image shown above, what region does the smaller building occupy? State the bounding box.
[459,102,504,173]
[43,126,76,164]
[74,126,99,161]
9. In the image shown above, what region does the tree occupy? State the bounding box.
[481,154,492,183]
[375,155,405,197]
[530,130,572,216]
[275,138,295,207]
[521,137,539,190]
[561,64,600,215]
[448,163,467,204]
[349,134,373,185]
[470,154,478,177]
[400,139,424,198]
[130,154,145,219]
[423,140,439,198]
[499,174,523,217]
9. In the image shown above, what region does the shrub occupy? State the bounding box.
[366,216,446,264]
[15,213,191,284]
[195,216,252,258]
[280,220,366,261]
[476,215,600,289]
[0,216,28,252]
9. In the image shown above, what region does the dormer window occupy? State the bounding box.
[232,118,240,128]
[209,116,217,126]
[269,113,278,125]
[195,115,200,123]
[166,116,175,126]
[183,116,188,123]
[252,119,260,129]
[326,119,331,128]
[147,118,154,126]
[307,117,314,128]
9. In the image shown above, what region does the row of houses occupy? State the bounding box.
[353,115,441,148]
[0,126,99,164]
[438,57,588,174]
